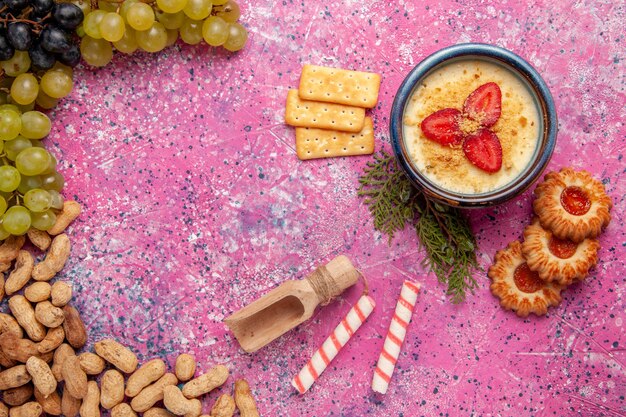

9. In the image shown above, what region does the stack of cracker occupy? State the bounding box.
[285,64,381,160]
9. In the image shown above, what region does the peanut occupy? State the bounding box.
[175,354,196,382]
[50,281,72,307]
[61,355,88,399]
[34,387,62,415]
[144,408,176,417]
[163,386,201,417]
[100,369,125,409]
[234,379,259,417]
[32,234,71,281]
[8,402,42,417]
[37,327,65,354]
[62,305,87,349]
[0,365,31,390]
[79,380,100,417]
[27,229,52,251]
[2,384,33,406]
[4,251,34,295]
[79,352,106,375]
[0,313,23,338]
[0,332,40,363]
[35,301,65,328]
[0,402,7,417]
[61,388,81,417]
[209,394,235,417]
[26,356,57,397]
[0,350,17,368]
[0,274,4,302]
[94,339,138,374]
[182,365,229,398]
[48,201,81,236]
[130,373,178,413]
[8,295,46,342]
[51,343,74,381]
[0,261,11,273]
[24,282,52,303]
[0,235,25,263]
[126,358,166,397]
[111,403,138,417]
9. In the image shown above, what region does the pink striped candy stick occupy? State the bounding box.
[292,294,376,394]
[372,280,420,394]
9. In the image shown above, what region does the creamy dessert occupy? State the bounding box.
[403,59,541,194]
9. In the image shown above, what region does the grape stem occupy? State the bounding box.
[0,10,51,31]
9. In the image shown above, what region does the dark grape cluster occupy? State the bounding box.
[0,0,84,69]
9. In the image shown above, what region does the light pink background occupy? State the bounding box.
[45,0,625,415]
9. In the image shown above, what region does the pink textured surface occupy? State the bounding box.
[39,0,625,416]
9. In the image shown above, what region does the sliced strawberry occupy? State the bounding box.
[420,108,464,146]
[463,82,502,127]
[462,129,502,173]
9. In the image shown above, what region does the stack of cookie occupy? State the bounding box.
[488,167,612,317]
[285,64,381,160]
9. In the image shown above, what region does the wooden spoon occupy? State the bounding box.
[224,255,359,353]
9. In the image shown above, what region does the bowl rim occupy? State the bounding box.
[390,43,558,207]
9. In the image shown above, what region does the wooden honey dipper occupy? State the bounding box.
[224,255,360,353]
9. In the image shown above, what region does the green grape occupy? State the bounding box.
[24,189,52,212]
[0,104,19,112]
[183,0,211,20]
[98,0,117,11]
[214,0,240,23]
[223,22,248,52]
[202,16,228,46]
[0,225,10,240]
[119,0,138,19]
[0,51,31,77]
[47,190,64,210]
[179,18,203,45]
[15,147,52,176]
[40,172,65,192]
[0,196,7,216]
[156,0,187,14]
[113,27,139,54]
[42,154,58,175]
[156,10,185,29]
[36,90,59,110]
[30,140,45,148]
[84,9,107,39]
[51,62,73,77]
[20,111,51,139]
[81,36,114,67]
[136,22,168,53]
[4,136,32,160]
[0,166,21,192]
[17,175,43,194]
[40,71,74,99]
[126,3,155,31]
[72,0,92,16]
[0,108,22,141]
[7,97,35,113]
[0,141,4,154]
[212,0,228,5]
[100,12,126,42]
[76,24,86,37]
[166,29,179,46]
[31,210,56,231]
[2,206,31,235]
[10,73,39,105]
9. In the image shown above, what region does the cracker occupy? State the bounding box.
[298,64,381,108]
[295,117,375,160]
[285,89,365,132]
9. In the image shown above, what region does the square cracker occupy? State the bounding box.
[295,117,375,160]
[285,89,365,133]
[299,64,381,109]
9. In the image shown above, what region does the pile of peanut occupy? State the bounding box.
[0,202,260,417]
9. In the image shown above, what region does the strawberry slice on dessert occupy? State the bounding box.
[420,108,464,146]
[463,129,503,173]
[463,82,502,127]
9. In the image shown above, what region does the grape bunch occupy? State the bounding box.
[0,0,84,70]
[1,62,74,110]
[80,0,248,66]
[0,103,65,237]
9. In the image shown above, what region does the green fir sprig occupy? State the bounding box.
[358,150,479,303]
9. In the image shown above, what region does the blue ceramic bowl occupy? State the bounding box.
[390,43,557,207]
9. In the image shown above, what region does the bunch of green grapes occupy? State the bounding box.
[80,0,248,66]
[0,62,75,110]
[0,104,65,238]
